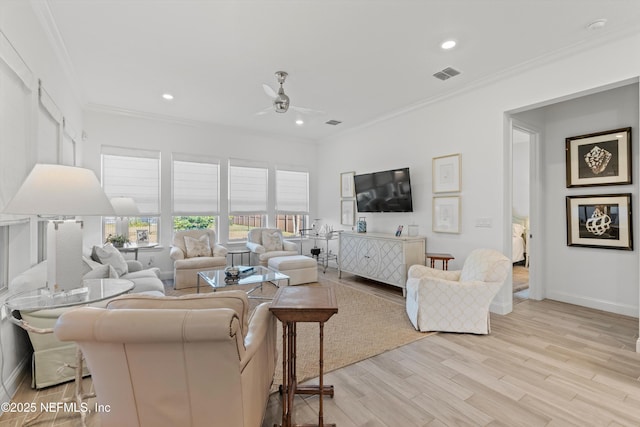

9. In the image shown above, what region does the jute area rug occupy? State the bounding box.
[166,276,432,389]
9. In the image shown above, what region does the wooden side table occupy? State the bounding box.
[269,286,338,427]
[426,252,455,270]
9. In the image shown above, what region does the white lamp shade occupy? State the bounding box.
[3,164,115,216]
[110,197,140,216]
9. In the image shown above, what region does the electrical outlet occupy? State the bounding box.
[148,256,155,267]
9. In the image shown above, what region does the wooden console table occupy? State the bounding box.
[270,286,338,427]
[426,252,455,270]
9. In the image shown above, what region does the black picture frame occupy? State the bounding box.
[566,193,632,250]
[565,127,631,187]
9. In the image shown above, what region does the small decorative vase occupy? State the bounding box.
[357,217,367,233]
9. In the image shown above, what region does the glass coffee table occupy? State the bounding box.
[197,266,290,299]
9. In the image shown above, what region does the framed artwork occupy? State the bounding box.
[341,171,355,198]
[433,196,460,233]
[432,153,461,193]
[136,229,149,244]
[341,199,355,226]
[566,193,632,250]
[565,127,631,187]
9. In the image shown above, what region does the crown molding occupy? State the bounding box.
[323,25,640,143]
[85,103,318,145]
[29,0,86,105]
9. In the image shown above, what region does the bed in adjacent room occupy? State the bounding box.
[512,214,529,266]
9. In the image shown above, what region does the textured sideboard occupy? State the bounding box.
[338,232,425,296]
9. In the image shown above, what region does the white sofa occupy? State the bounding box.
[9,256,165,389]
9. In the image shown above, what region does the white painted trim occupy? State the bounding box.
[0,355,29,404]
[322,29,640,143]
[29,0,85,105]
[546,290,639,317]
[86,103,317,145]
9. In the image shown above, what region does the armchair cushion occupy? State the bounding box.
[247,228,298,266]
[262,229,283,251]
[184,234,212,258]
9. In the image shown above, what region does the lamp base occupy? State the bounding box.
[46,220,85,293]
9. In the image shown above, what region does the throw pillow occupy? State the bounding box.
[82,264,110,280]
[184,234,212,258]
[92,244,129,277]
[262,230,283,252]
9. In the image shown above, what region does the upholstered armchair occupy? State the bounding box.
[54,291,277,427]
[405,248,510,334]
[170,229,228,289]
[246,227,298,266]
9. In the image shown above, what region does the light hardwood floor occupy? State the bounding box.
[2,267,639,426]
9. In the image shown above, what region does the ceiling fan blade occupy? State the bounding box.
[262,84,277,99]
[290,105,326,115]
[255,106,273,116]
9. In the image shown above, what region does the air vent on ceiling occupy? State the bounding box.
[325,119,342,126]
[433,67,461,81]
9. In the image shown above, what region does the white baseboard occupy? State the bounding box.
[0,355,29,404]
[546,290,638,317]
[490,299,513,315]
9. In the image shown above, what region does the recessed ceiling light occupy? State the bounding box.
[441,40,457,50]
[587,19,607,31]
[162,93,174,100]
[295,119,304,126]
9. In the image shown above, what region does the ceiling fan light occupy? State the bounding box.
[274,93,290,113]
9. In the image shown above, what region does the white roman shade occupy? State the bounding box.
[172,155,219,215]
[102,147,160,216]
[276,169,309,213]
[229,160,268,213]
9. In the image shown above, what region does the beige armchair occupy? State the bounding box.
[170,229,228,289]
[246,227,298,266]
[54,291,277,427]
[405,248,510,334]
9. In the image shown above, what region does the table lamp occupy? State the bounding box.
[3,164,115,292]
[109,197,140,239]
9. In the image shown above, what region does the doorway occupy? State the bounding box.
[512,127,530,300]
[510,120,540,302]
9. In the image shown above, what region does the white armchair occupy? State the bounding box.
[170,229,228,289]
[54,291,277,427]
[405,248,510,334]
[246,228,298,266]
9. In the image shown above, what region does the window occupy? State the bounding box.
[228,160,268,241]
[172,155,219,232]
[101,147,160,243]
[276,169,309,237]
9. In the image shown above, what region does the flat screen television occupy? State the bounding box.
[354,167,413,212]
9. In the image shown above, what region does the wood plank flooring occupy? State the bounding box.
[2,267,639,427]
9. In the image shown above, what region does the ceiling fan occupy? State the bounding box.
[257,71,326,117]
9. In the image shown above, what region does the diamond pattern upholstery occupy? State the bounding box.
[405,248,510,334]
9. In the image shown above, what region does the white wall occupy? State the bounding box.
[0,1,85,404]
[317,32,640,318]
[82,110,318,276]
[525,84,639,316]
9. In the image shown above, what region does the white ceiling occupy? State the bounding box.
[37,0,640,142]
